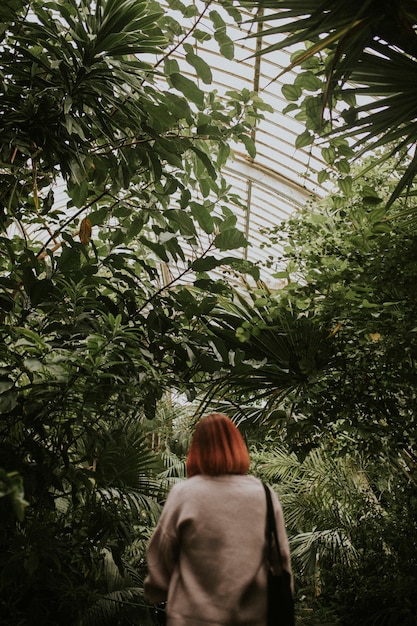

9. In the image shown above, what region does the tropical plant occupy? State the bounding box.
[72,415,186,626]
[240,0,417,205]
[253,443,417,625]
[186,154,417,623]
[196,155,417,460]
[0,0,267,623]
[76,551,153,626]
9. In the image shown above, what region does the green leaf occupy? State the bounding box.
[294,71,322,92]
[282,84,302,101]
[169,72,205,107]
[184,46,212,84]
[272,270,290,280]
[88,206,109,226]
[209,9,225,29]
[217,143,231,167]
[338,176,353,195]
[240,134,256,158]
[186,202,214,234]
[191,146,217,179]
[190,202,214,234]
[164,209,196,237]
[163,92,193,123]
[360,185,381,204]
[164,57,179,75]
[179,188,191,209]
[183,4,199,18]
[14,327,48,349]
[318,169,329,184]
[192,255,257,277]
[214,228,248,251]
[295,130,314,149]
[322,146,336,164]
[209,12,234,59]
[192,256,223,272]
[67,180,89,207]
[139,237,169,262]
[226,258,260,281]
[215,31,234,60]
[283,103,299,114]
[219,209,237,231]
[361,298,378,308]
[193,29,211,42]
[363,196,383,205]
[199,177,211,198]
[58,245,81,272]
[336,159,351,174]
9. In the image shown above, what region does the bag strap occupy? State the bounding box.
[262,482,284,570]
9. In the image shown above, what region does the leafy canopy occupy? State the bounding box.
[0,0,268,624]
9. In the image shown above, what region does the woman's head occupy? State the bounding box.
[186,412,250,477]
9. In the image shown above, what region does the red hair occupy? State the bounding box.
[186,413,250,477]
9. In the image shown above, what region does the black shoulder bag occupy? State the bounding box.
[262,483,295,626]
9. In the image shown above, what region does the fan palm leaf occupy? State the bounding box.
[241,0,417,204]
[75,548,152,626]
[319,42,417,205]
[291,528,358,573]
[255,446,380,579]
[158,452,187,481]
[199,292,334,414]
[243,0,417,69]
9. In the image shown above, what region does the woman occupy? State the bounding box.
[145,412,292,626]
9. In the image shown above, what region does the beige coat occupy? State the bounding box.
[145,474,292,626]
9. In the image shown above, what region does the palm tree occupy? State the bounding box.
[197,288,333,418]
[74,406,188,626]
[240,0,417,205]
[253,443,416,625]
[256,447,368,578]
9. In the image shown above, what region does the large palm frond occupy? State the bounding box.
[199,291,334,414]
[243,1,417,70]
[254,446,380,577]
[241,0,417,204]
[158,452,187,482]
[328,42,417,205]
[77,551,151,626]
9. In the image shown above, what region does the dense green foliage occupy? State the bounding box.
[253,442,417,626]
[2,0,417,625]
[0,0,263,623]
[197,160,417,624]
